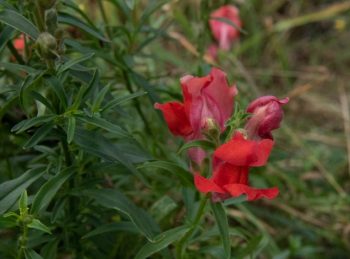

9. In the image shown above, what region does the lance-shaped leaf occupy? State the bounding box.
[84,189,160,242]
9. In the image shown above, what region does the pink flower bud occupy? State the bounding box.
[245,96,289,140]
[209,5,242,50]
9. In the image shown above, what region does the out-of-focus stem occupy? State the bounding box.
[176,195,208,258]
[97,0,112,39]
[34,1,45,32]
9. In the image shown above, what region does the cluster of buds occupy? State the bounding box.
[155,68,288,202]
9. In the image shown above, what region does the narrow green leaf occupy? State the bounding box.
[30,91,55,113]
[0,9,39,39]
[210,202,231,259]
[28,219,51,234]
[150,196,177,221]
[130,72,160,104]
[58,12,109,42]
[71,85,87,110]
[82,69,99,101]
[84,189,160,242]
[91,84,110,112]
[23,123,54,149]
[137,161,193,187]
[82,222,138,239]
[135,226,189,259]
[24,249,44,259]
[40,239,59,259]
[177,140,215,154]
[11,115,56,133]
[45,76,68,109]
[140,0,169,24]
[67,117,76,144]
[31,169,73,215]
[102,91,146,111]
[0,25,14,51]
[236,234,269,258]
[0,61,38,74]
[57,52,95,74]
[0,168,46,214]
[19,190,28,215]
[109,0,132,17]
[76,115,129,138]
[0,215,18,228]
[74,129,149,182]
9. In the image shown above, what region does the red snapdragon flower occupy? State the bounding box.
[245,96,289,140]
[209,5,242,51]
[194,131,278,201]
[155,68,237,164]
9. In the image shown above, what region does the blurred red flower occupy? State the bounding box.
[155,68,237,164]
[245,96,289,140]
[209,5,241,51]
[13,34,25,54]
[194,131,278,201]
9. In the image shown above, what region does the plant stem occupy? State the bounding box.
[122,70,153,135]
[17,222,28,259]
[97,0,112,39]
[176,195,209,258]
[34,1,45,32]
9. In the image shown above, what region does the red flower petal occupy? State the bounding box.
[154,102,193,137]
[214,132,274,167]
[212,162,248,186]
[181,68,237,134]
[223,184,279,201]
[194,174,225,194]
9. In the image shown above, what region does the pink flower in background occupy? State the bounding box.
[209,5,241,51]
[206,44,218,61]
[245,96,289,140]
[13,34,25,54]
[155,68,237,164]
[194,131,278,201]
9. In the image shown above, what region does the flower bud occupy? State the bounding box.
[202,118,220,141]
[22,215,33,225]
[35,32,57,59]
[45,8,58,34]
[245,96,289,140]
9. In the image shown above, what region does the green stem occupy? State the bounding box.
[97,0,112,39]
[17,223,28,259]
[34,1,45,32]
[176,195,209,258]
[122,71,153,135]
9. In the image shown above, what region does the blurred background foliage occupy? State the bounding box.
[0,0,349,258]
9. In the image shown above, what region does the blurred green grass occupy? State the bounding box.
[141,0,350,257]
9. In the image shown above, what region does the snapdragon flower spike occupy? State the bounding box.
[209,5,242,51]
[155,68,237,164]
[194,132,279,201]
[245,96,289,140]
